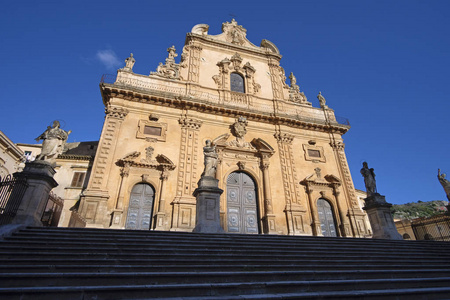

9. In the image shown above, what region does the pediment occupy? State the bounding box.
[194,20,261,50]
[251,138,275,154]
[301,169,341,187]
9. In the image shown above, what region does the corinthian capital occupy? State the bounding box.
[106,106,129,120]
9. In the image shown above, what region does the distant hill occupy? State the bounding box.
[391,200,448,220]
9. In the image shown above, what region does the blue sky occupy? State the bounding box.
[1,1,449,205]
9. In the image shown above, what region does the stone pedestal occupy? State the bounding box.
[12,161,58,227]
[363,193,402,240]
[192,176,224,233]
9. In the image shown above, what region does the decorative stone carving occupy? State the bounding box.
[222,19,246,45]
[237,161,246,170]
[288,72,309,105]
[260,39,280,54]
[227,116,255,149]
[438,169,450,201]
[191,23,209,35]
[151,46,181,80]
[105,106,129,120]
[35,121,71,164]
[141,146,154,163]
[122,53,135,72]
[317,91,328,109]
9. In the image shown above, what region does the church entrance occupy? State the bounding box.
[125,183,155,230]
[317,198,337,237]
[226,172,259,234]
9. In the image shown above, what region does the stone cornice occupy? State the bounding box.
[101,83,350,135]
[57,154,94,161]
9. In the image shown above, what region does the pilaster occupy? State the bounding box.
[171,115,202,231]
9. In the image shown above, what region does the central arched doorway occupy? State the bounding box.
[317,198,337,237]
[226,171,259,234]
[125,183,155,230]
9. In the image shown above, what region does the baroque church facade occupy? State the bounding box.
[75,20,370,237]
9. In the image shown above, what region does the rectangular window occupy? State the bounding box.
[71,172,86,188]
[144,126,162,136]
[308,149,321,158]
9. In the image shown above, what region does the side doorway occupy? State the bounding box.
[125,183,155,230]
[317,198,338,237]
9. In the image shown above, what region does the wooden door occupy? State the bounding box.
[226,172,259,234]
[125,183,155,230]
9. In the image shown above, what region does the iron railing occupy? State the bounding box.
[41,191,64,227]
[0,174,28,226]
[412,214,450,241]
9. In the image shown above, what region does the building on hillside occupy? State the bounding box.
[17,142,97,226]
[0,131,25,177]
[73,20,371,237]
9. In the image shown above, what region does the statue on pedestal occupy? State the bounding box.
[438,169,450,201]
[201,140,218,178]
[361,161,377,196]
[122,53,135,72]
[35,121,71,163]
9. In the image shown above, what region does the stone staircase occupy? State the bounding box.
[1,227,450,299]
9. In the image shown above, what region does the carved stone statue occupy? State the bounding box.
[438,169,450,200]
[201,140,218,178]
[123,53,135,72]
[361,162,377,196]
[35,121,71,163]
[317,91,328,109]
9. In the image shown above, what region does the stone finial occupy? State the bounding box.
[317,91,328,109]
[151,46,181,79]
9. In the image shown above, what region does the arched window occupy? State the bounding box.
[230,72,245,93]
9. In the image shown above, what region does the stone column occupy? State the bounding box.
[12,161,58,226]
[261,161,277,234]
[155,170,168,230]
[192,176,224,233]
[363,193,402,240]
[305,186,322,236]
[332,188,351,237]
[110,163,130,229]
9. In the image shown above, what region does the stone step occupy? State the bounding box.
[1,270,450,288]
[1,250,448,265]
[2,238,448,256]
[1,278,449,300]
[0,256,444,267]
[1,244,447,260]
[3,263,449,273]
[9,229,446,250]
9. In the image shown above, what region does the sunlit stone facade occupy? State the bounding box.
[75,20,370,236]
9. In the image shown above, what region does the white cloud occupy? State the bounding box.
[96,49,121,70]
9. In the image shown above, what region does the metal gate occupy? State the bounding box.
[125,183,155,230]
[317,198,337,237]
[226,172,259,234]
